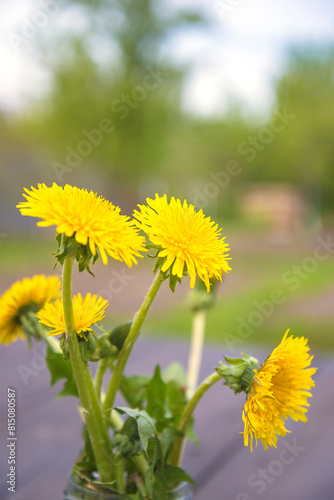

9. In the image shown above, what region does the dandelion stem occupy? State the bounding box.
[62,255,114,483]
[103,271,164,420]
[170,371,221,467]
[115,458,125,493]
[94,358,110,398]
[186,309,207,398]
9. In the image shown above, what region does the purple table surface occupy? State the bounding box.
[0,338,332,500]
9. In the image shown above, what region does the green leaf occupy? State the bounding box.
[144,464,155,497]
[120,374,150,409]
[146,365,168,422]
[162,362,187,385]
[185,417,200,448]
[57,378,79,398]
[152,475,169,500]
[45,344,78,398]
[115,408,157,453]
[160,428,182,459]
[127,494,141,500]
[165,380,187,421]
[163,465,197,488]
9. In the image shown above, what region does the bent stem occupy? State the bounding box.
[103,271,164,420]
[186,309,207,398]
[170,371,222,467]
[62,255,115,484]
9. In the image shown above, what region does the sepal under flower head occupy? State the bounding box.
[217,353,259,394]
[53,234,99,276]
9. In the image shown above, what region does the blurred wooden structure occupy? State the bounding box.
[240,184,306,240]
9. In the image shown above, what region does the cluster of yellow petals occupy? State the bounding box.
[0,275,61,344]
[17,183,146,267]
[37,293,108,338]
[242,330,317,451]
[134,194,231,290]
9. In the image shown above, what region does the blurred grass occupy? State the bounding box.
[1,235,333,353]
[145,248,334,353]
[0,235,56,272]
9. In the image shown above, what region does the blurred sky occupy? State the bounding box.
[1,0,334,117]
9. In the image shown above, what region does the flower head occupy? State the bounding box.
[37,293,108,338]
[242,330,317,451]
[133,194,231,291]
[17,183,146,267]
[0,275,61,344]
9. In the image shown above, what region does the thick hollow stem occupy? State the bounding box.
[170,371,221,467]
[186,310,207,398]
[115,458,125,493]
[103,271,164,419]
[62,256,114,483]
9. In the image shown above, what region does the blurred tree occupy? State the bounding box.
[21,0,206,193]
[251,46,334,217]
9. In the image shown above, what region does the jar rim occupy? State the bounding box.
[67,471,119,499]
[66,470,192,498]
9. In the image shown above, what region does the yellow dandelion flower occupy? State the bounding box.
[17,183,146,266]
[133,194,231,291]
[0,275,61,345]
[242,330,317,451]
[37,293,108,338]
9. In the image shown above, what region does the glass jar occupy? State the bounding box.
[63,472,194,500]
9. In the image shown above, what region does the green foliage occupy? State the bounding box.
[115,408,158,454]
[110,363,196,496]
[111,418,141,458]
[145,465,196,500]
[121,374,151,408]
[146,366,169,426]
[45,344,78,398]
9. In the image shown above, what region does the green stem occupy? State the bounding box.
[133,475,147,499]
[62,255,115,483]
[94,358,109,398]
[103,271,164,419]
[170,371,222,467]
[116,458,125,493]
[133,453,149,477]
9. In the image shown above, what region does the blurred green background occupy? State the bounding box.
[1,0,334,353]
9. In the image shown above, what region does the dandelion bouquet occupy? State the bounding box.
[0,183,317,499]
